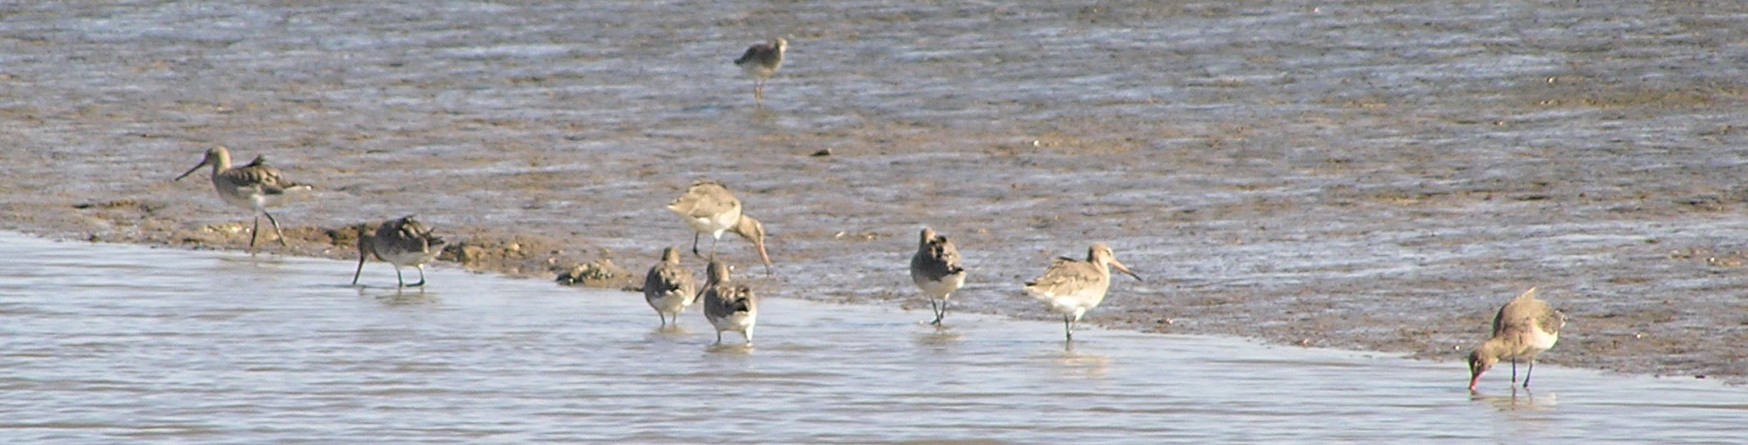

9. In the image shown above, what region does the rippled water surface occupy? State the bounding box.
[2,233,1743,444]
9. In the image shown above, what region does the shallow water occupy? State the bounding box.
[1,233,1742,444]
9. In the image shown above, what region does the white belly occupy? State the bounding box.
[683,212,736,237]
[216,184,267,212]
[378,249,435,267]
[1027,283,1111,317]
[742,62,780,80]
[711,312,756,333]
[647,292,696,315]
[913,273,965,299]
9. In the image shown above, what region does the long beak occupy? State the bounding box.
[754,238,773,275]
[1110,259,1143,282]
[1468,374,1482,391]
[174,159,208,181]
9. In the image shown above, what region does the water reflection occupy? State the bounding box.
[370,290,439,306]
[1051,349,1112,380]
[1473,387,1558,412]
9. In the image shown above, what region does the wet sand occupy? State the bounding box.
[4,1,1747,381]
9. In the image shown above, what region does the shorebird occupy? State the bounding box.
[174,146,311,253]
[1023,243,1143,341]
[734,37,786,105]
[666,181,772,274]
[701,261,758,346]
[1468,287,1566,391]
[911,227,966,326]
[351,215,446,288]
[643,247,699,327]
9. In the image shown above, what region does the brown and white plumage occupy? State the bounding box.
[1468,288,1566,390]
[911,227,966,326]
[666,181,772,274]
[733,37,786,105]
[174,146,311,253]
[352,215,446,288]
[1023,243,1143,341]
[700,261,758,346]
[643,247,699,327]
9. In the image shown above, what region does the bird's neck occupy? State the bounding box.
[208,156,232,178]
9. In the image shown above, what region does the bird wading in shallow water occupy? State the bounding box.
[1468,287,1565,391]
[666,180,772,274]
[734,37,786,106]
[174,146,311,254]
[911,227,966,326]
[352,215,445,288]
[701,261,758,346]
[643,247,700,327]
[1023,243,1143,342]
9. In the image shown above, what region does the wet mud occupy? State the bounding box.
[4,1,1747,381]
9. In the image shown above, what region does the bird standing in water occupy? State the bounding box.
[643,247,700,327]
[1023,243,1143,341]
[734,37,786,106]
[911,228,966,326]
[701,261,758,346]
[1468,288,1565,391]
[352,215,445,288]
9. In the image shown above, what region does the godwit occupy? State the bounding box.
[643,247,699,327]
[911,227,966,326]
[351,215,445,288]
[1468,288,1566,390]
[1023,243,1143,341]
[701,260,758,346]
[174,146,310,253]
[666,181,772,274]
[734,37,786,105]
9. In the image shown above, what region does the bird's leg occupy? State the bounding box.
[715,331,723,345]
[248,215,262,254]
[708,237,721,261]
[1064,315,1074,341]
[351,251,367,286]
[262,209,287,247]
[411,265,427,287]
[928,300,943,325]
[1522,358,1536,388]
[1510,359,1519,384]
[691,232,704,258]
[393,265,406,288]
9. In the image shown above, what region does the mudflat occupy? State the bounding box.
[4,1,1745,381]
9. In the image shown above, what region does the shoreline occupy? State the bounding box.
[5,1,1747,384]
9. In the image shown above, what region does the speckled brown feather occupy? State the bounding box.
[667,181,742,221]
